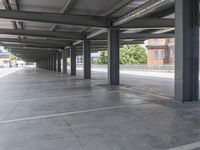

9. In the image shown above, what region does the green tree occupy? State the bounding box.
[96,44,147,64]
[120,44,147,64]
[9,55,20,61]
[96,51,108,64]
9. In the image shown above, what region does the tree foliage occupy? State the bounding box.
[9,55,20,61]
[96,44,147,64]
[96,51,108,64]
[120,44,147,64]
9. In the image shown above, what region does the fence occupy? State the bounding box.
[76,64,175,72]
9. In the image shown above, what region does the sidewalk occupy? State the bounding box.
[0,67,23,78]
[1,67,200,150]
[77,67,175,79]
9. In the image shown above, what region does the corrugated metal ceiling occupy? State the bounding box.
[0,0,176,61]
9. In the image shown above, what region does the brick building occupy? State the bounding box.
[146,39,175,65]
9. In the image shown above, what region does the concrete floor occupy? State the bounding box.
[0,67,200,150]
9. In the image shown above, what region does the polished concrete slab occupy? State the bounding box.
[0,67,200,150]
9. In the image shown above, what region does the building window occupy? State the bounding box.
[160,50,165,59]
[154,50,159,60]
[76,56,83,64]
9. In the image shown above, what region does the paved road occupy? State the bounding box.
[76,68,174,98]
[0,67,23,78]
[1,67,200,150]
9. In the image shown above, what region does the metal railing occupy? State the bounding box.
[76,64,175,72]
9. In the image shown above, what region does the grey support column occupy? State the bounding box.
[45,60,47,69]
[49,57,51,70]
[71,46,76,76]
[53,53,57,71]
[57,52,61,72]
[83,40,91,79]
[49,56,53,70]
[50,56,52,70]
[62,50,67,74]
[108,27,120,85]
[52,57,54,71]
[47,57,51,70]
[175,0,199,102]
[46,59,48,69]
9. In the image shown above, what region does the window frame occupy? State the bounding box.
[153,50,159,60]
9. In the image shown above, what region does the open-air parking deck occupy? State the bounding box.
[0,68,200,150]
[0,0,198,102]
[1,0,200,149]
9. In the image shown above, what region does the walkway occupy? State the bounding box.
[0,67,200,150]
[0,67,22,78]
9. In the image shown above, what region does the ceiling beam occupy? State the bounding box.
[7,47,59,52]
[0,29,174,41]
[11,51,55,55]
[2,43,64,49]
[120,33,174,39]
[113,0,174,27]
[90,40,145,46]
[86,29,107,39]
[85,18,174,41]
[11,51,55,61]
[50,0,75,31]
[73,0,175,46]
[72,0,134,46]
[91,33,174,40]
[63,40,145,49]
[0,9,108,28]
[2,0,18,29]
[11,50,55,53]
[0,29,83,40]
[0,38,70,46]
[4,39,144,50]
[120,18,174,29]
[73,40,82,46]
[101,0,133,16]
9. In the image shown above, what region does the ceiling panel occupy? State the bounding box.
[69,0,122,15]
[57,24,86,32]
[23,21,53,30]
[0,0,176,61]
[0,19,14,29]
[18,0,66,12]
[0,34,18,38]
[112,0,150,17]
[0,0,6,9]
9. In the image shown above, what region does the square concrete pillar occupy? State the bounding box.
[51,55,54,70]
[70,46,76,76]
[46,60,48,69]
[62,50,67,74]
[53,53,57,71]
[48,58,50,70]
[175,0,199,102]
[83,40,91,79]
[108,28,120,85]
[57,52,61,72]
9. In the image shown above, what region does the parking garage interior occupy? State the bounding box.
[0,0,200,149]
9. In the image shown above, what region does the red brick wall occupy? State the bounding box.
[148,39,167,46]
[147,39,171,65]
[148,49,164,65]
